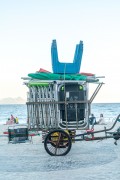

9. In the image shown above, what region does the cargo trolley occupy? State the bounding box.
[22,77,120,156]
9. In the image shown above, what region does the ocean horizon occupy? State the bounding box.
[0,103,120,125]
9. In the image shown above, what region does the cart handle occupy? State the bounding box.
[76,114,120,137]
[93,114,120,135]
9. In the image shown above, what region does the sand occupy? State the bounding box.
[0,123,120,180]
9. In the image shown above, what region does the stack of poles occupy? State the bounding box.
[27,84,60,130]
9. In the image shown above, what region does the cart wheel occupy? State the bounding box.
[44,129,72,156]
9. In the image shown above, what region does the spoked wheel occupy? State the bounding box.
[44,129,72,156]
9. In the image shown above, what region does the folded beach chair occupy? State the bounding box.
[51,39,83,74]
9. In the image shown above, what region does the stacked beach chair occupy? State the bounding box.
[23,40,102,132]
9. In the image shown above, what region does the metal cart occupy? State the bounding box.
[23,78,120,156]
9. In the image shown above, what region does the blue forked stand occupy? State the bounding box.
[51,39,83,74]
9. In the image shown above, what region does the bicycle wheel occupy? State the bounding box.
[44,129,72,156]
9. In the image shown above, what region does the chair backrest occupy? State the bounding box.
[59,83,86,122]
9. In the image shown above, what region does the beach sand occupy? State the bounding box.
[0,123,120,180]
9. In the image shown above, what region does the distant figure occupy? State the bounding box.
[15,117,19,124]
[98,114,106,125]
[10,114,15,124]
[6,118,11,125]
[10,114,14,120]
[6,117,14,125]
[89,114,97,129]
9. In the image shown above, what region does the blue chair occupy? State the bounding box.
[51,39,83,74]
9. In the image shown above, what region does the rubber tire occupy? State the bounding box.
[44,129,72,156]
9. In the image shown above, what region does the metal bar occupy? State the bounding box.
[26,100,90,105]
[89,83,103,103]
[75,114,120,137]
[74,135,114,142]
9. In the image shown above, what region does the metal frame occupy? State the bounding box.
[23,79,104,131]
[75,114,120,142]
[21,77,120,156]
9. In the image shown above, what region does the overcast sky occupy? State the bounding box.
[0,0,120,102]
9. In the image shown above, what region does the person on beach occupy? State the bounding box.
[15,117,19,124]
[6,118,11,125]
[10,114,14,120]
[10,114,15,124]
[89,114,97,129]
[98,113,106,125]
[6,117,14,125]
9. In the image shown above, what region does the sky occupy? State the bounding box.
[0,0,120,103]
